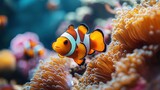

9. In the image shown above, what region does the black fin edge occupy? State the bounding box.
[78,58,86,66]
[68,24,75,29]
[79,23,89,33]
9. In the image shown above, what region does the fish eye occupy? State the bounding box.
[64,40,68,45]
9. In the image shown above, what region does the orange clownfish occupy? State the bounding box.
[52,24,106,65]
[23,40,45,58]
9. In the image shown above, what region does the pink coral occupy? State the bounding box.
[10,32,40,59]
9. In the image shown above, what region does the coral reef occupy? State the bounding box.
[23,57,73,90]
[24,0,160,90]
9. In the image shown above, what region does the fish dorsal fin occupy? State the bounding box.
[67,24,75,33]
[66,24,77,39]
[67,24,74,31]
[78,24,88,35]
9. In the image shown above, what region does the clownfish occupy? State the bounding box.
[52,24,106,65]
[23,40,45,58]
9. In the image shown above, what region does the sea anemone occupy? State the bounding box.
[23,57,73,90]
[24,0,160,90]
[113,0,160,50]
[74,36,126,90]
[75,0,160,89]
[86,44,159,90]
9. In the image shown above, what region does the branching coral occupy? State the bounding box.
[23,57,73,90]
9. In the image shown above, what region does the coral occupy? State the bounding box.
[24,0,160,90]
[0,50,16,71]
[23,57,73,90]
[10,32,40,59]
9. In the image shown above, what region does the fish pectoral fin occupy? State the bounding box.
[77,43,87,59]
[58,54,64,58]
[78,24,88,34]
[74,59,85,66]
[88,49,95,55]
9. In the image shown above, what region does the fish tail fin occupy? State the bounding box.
[90,29,106,52]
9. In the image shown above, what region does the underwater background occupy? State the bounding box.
[0,0,160,90]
